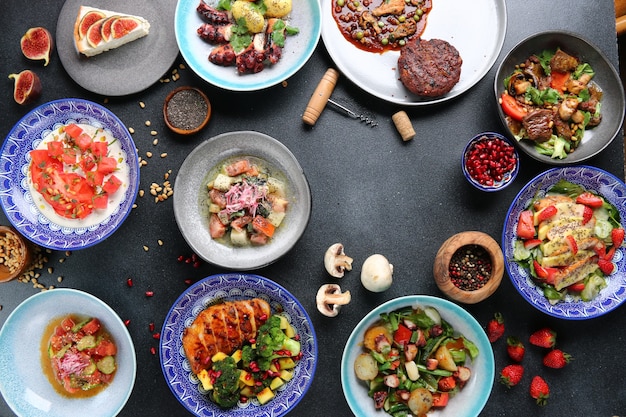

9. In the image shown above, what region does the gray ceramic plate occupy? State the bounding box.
[173,131,311,270]
[321,0,507,105]
[494,31,626,165]
[56,0,179,96]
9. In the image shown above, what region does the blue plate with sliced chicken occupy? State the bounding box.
[175,0,321,91]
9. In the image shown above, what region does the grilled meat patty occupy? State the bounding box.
[182,298,271,375]
[398,38,462,98]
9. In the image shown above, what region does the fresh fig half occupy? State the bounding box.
[20,27,54,66]
[8,70,42,105]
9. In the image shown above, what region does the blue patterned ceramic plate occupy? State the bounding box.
[503,166,626,319]
[342,296,494,417]
[0,289,137,417]
[0,99,140,250]
[175,0,321,91]
[160,273,317,417]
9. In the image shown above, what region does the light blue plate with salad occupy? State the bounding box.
[0,98,140,250]
[175,0,321,91]
[0,289,137,417]
[159,273,317,417]
[503,165,626,319]
[341,295,494,417]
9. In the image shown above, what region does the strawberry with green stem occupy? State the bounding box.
[506,336,525,362]
[530,375,550,405]
[500,364,524,388]
[487,312,505,343]
[543,349,572,369]
[529,328,556,348]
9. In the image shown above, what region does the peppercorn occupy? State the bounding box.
[448,244,492,291]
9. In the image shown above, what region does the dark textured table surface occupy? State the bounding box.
[1,0,624,416]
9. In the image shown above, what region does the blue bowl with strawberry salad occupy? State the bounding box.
[461,132,520,192]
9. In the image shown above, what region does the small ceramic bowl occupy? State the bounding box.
[163,86,211,135]
[462,132,519,192]
[433,231,504,304]
[0,225,33,283]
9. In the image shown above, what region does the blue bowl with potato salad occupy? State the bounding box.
[341,295,494,417]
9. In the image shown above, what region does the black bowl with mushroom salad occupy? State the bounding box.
[493,31,625,165]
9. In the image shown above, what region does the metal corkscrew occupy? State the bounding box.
[302,68,377,127]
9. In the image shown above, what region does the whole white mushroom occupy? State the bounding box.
[360,254,393,292]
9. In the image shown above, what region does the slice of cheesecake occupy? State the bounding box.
[74,6,150,57]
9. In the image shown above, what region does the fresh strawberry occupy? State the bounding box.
[597,258,614,275]
[607,228,624,251]
[581,205,593,225]
[529,328,556,348]
[506,336,525,362]
[543,349,572,369]
[536,205,557,222]
[565,235,578,255]
[529,375,550,406]
[575,192,604,208]
[486,312,505,343]
[500,364,524,388]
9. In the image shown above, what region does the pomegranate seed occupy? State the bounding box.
[465,136,517,188]
[193,261,201,268]
[124,319,131,326]
[149,322,155,332]
[126,278,133,287]
[177,255,185,262]
[153,332,161,339]
[145,291,154,297]
[150,347,156,355]
[184,279,192,285]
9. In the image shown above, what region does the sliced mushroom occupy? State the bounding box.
[324,243,353,278]
[316,284,351,317]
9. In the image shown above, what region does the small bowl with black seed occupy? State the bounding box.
[462,132,519,192]
[163,86,211,135]
[433,231,504,304]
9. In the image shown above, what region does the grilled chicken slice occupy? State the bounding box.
[182,298,271,375]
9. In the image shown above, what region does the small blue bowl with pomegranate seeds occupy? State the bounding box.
[462,132,519,192]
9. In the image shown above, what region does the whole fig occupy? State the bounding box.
[20,27,54,66]
[8,70,42,105]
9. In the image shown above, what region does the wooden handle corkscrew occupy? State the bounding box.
[302,68,340,126]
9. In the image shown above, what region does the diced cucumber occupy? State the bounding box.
[594,207,610,221]
[96,355,116,375]
[76,335,96,351]
[581,275,607,301]
[594,219,613,239]
[83,362,97,375]
[71,317,92,333]
[513,240,531,261]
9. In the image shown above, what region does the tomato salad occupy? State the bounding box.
[500,48,602,159]
[354,306,478,416]
[29,123,125,221]
[206,157,289,246]
[45,315,117,395]
[513,179,625,302]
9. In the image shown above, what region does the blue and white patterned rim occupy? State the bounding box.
[0,98,140,250]
[502,165,626,319]
[159,273,317,417]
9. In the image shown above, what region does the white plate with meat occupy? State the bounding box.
[321,0,507,105]
[175,0,322,91]
[159,273,317,417]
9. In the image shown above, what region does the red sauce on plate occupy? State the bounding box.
[331,0,432,53]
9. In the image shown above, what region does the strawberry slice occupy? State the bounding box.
[597,258,614,275]
[565,235,578,255]
[611,228,625,248]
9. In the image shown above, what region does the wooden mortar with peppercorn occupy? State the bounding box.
[433,231,504,304]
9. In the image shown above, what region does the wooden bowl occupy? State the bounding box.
[163,86,211,135]
[433,231,504,304]
[0,225,33,282]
